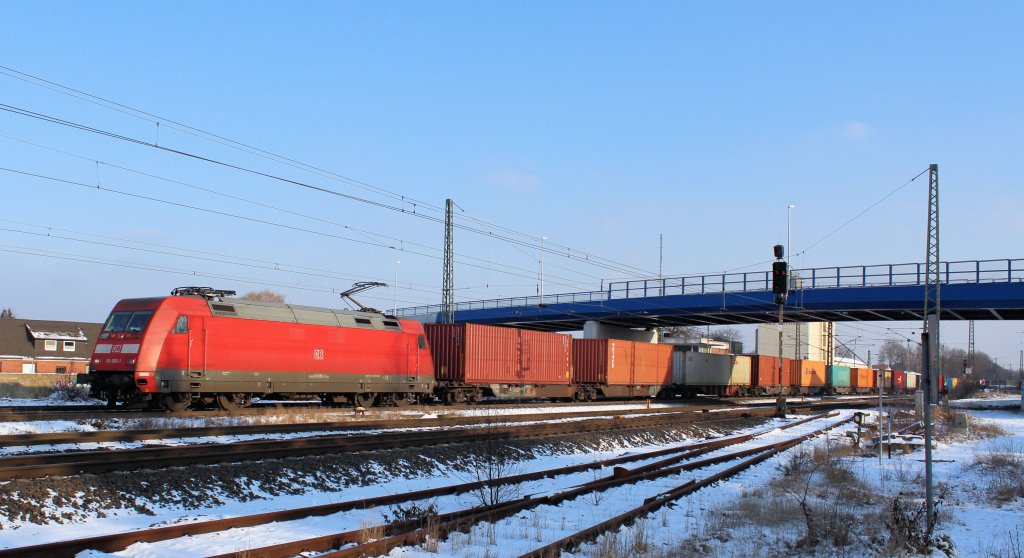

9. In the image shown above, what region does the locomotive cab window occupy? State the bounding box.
[173,315,188,334]
[103,311,155,333]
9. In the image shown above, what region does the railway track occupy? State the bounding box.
[0,398,893,454]
[0,395,901,422]
[0,412,849,558]
[0,406,782,480]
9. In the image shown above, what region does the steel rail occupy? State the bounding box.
[519,416,854,557]
[0,402,771,447]
[0,407,782,481]
[303,416,852,558]
[0,413,831,558]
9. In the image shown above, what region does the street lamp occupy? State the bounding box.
[787,204,795,270]
[393,260,400,315]
[540,236,547,303]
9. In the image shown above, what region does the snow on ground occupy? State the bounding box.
[949,395,1022,410]
[0,395,103,406]
[5,403,1021,557]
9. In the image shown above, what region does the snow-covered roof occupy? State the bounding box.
[24,325,87,341]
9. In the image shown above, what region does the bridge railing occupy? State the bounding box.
[396,258,1022,317]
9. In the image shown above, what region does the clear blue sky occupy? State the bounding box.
[1,2,1021,366]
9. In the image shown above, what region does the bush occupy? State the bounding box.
[48,382,92,402]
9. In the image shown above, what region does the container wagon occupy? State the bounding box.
[791,359,826,395]
[892,370,907,394]
[573,339,672,399]
[673,350,752,397]
[750,355,791,395]
[826,365,852,394]
[424,323,573,403]
[850,367,875,393]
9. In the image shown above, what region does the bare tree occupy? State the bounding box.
[708,326,743,343]
[660,325,702,340]
[240,289,286,303]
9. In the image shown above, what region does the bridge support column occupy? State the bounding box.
[583,321,658,342]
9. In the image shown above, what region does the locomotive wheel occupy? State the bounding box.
[162,393,191,412]
[355,393,377,408]
[391,394,410,407]
[105,390,119,409]
[217,393,251,411]
[443,390,457,406]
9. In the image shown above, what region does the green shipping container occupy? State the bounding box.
[827,365,851,388]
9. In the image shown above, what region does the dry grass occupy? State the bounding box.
[967,440,1024,505]
[357,516,385,544]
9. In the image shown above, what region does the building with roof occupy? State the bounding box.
[0,317,103,374]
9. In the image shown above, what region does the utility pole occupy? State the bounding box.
[967,320,976,377]
[442,199,454,324]
[539,236,547,303]
[921,163,940,534]
[825,322,835,394]
[788,205,800,355]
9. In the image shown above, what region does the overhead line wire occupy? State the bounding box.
[0,167,594,291]
[0,133,603,287]
[0,69,653,276]
[0,103,648,277]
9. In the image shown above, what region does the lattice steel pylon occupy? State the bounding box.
[923,164,941,394]
[921,163,940,535]
[441,198,455,324]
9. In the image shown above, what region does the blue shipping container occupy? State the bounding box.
[827,365,851,388]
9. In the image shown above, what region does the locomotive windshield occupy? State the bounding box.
[103,311,154,333]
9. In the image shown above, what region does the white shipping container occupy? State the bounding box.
[731,355,752,385]
[680,352,733,386]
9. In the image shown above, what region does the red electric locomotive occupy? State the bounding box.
[81,286,435,410]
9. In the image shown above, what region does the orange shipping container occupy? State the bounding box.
[632,342,673,385]
[752,355,791,388]
[573,339,671,386]
[791,359,826,387]
[850,367,875,389]
[573,339,632,385]
[425,323,572,385]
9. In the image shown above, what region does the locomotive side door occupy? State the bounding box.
[188,316,206,376]
[408,334,422,381]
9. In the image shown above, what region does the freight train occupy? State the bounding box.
[79,288,914,411]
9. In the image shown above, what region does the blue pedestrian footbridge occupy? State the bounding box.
[397,258,1024,331]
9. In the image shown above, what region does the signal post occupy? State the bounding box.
[773,244,788,417]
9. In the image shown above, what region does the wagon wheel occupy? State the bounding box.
[355,392,377,408]
[468,390,483,404]
[573,390,586,402]
[443,390,458,406]
[217,393,251,411]
[416,393,435,406]
[162,393,191,412]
